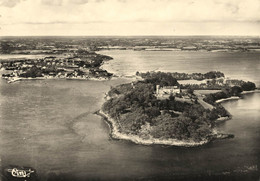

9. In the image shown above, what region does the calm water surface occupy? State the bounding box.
[0,50,260,180]
[100,50,260,86]
[0,54,65,60]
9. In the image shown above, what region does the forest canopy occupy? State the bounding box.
[102,72,231,142]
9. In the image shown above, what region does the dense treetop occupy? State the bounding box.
[103,72,231,142]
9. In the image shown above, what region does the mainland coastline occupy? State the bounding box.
[0,50,114,83]
[2,75,111,83]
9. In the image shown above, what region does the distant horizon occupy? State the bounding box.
[1,35,260,38]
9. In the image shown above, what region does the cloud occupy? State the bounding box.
[2,0,260,22]
[41,0,63,6]
[226,3,239,14]
[69,0,88,4]
[0,0,24,8]
[19,20,105,25]
[214,0,240,14]
[0,0,260,35]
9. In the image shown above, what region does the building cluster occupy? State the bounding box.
[180,77,249,90]
[1,54,112,80]
[155,85,181,99]
[206,78,247,87]
[155,85,198,104]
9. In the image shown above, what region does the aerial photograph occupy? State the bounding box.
[0,0,259,180]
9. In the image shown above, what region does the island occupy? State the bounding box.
[0,50,113,83]
[98,71,256,146]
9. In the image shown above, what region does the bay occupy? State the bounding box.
[100,50,260,86]
[0,50,259,180]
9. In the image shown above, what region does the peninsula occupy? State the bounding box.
[0,50,113,83]
[99,71,256,146]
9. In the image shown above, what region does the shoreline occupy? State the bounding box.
[241,89,260,95]
[97,110,211,147]
[216,116,232,123]
[97,87,248,147]
[3,76,111,83]
[99,49,258,53]
[215,96,240,103]
[97,110,233,147]
[215,89,260,103]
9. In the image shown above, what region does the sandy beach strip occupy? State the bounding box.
[216,96,240,103]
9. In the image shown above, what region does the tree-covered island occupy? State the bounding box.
[99,71,256,146]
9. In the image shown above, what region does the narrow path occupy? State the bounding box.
[194,91,214,110]
[197,96,214,110]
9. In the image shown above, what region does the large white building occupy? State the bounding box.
[156,85,181,98]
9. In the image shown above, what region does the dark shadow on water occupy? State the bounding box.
[41,172,260,181]
[1,169,259,181]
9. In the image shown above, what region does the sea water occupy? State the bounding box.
[0,50,259,180]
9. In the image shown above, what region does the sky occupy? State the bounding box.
[0,0,259,36]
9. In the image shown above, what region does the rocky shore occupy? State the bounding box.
[97,110,210,147]
[97,109,233,147]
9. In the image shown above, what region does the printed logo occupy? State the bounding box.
[3,166,37,180]
[7,168,35,178]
